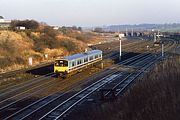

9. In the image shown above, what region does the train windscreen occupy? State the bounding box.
[55,60,68,67]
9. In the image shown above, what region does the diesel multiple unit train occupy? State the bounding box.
[54,50,102,78]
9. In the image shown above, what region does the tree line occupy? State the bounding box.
[10,19,39,30]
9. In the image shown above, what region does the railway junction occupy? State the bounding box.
[0,37,178,120]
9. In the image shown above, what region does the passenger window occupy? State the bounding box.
[90,56,93,60]
[77,59,82,65]
[84,57,88,62]
[72,61,76,66]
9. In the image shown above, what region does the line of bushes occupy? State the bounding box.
[30,27,79,53]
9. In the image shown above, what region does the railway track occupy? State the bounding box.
[0,39,143,83]
[37,41,176,120]
[3,52,160,120]
[0,40,145,97]
[101,40,150,58]
[1,39,175,119]
[38,53,161,120]
[0,73,54,96]
[0,38,128,80]
[102,54,160,98]
[0,73,56,116]
[0,40,147,96]
[0,62,53,81]
[102,40,153,61]
[0,40,146,119]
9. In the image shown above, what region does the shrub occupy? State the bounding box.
[75,34,91,42]
[33,34,54,52]
[59,40,77,52]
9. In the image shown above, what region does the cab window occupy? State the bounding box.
[55,60,68,67]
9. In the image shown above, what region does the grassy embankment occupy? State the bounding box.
[0,26,104,72]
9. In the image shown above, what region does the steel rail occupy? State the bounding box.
[104,54,159,97]
[0,74,56,110]
[3,39,174,119]
[39,41,175,119]
[6,52,150,120]
[0,72,54,97]
[38,54,155,120]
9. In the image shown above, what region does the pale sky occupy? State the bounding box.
[0,0,180,26]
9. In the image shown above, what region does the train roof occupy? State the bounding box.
[63,50,102,61]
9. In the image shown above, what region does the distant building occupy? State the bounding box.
[53,26,59,30]
[0,16,11,28]
[16,26,26,30]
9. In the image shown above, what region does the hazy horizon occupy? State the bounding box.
[1,0,180,27]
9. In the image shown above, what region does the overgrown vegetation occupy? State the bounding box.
[30,26,84,53]
[67,32,93,42]
[0,19,102,72]
[58,26,94,42]
[59,40,77,52]
[71,56,180,120]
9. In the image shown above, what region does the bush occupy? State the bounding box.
[43,26,58,37]
[75,34,91,42]
[59,40,77,52]
[33,34,55,52]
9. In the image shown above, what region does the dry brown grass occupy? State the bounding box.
[0,31,34,71]
[0,30,100,72]
[43,48,67,58]
[56,36,87,54]
[0,31,33,55]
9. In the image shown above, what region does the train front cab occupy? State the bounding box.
[54,59,69,78]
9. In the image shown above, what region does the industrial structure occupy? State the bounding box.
[0,16,11,28]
